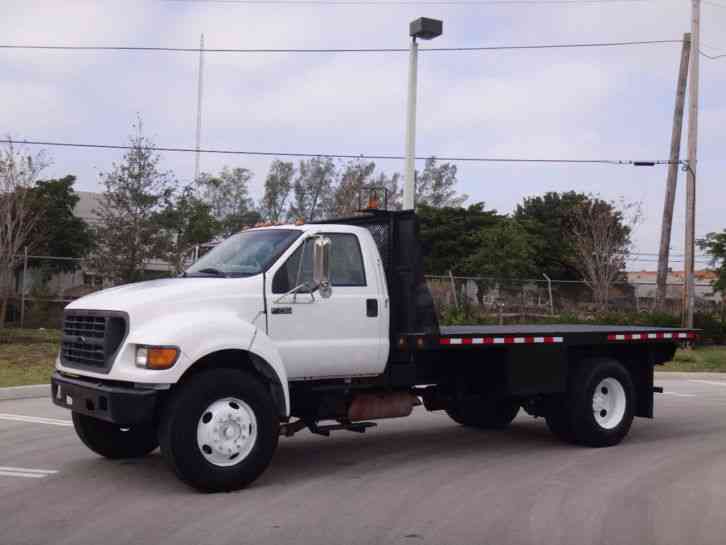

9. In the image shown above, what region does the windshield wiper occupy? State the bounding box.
[186,267,227,277]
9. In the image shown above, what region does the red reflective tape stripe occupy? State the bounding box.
[483,337,494,344]
[544,336,556,343]
[439,338,450,345]
[462,338,473,345]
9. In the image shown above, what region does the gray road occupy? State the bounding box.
[2,376,726,545]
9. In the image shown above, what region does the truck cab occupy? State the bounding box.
[52,209,695,492]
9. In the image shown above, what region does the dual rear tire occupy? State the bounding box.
[546,358,635,447]
[446,397,520,430]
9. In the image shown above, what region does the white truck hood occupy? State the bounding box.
[66,276,265,327]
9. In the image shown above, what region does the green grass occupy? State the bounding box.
[0,341,58,387]
[664,346,726,373]
[0,329,725,387]
[0,329,60,387]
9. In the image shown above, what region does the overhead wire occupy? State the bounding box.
[164,0,658,5]
[0,139,682,165]
[0,39,684,54]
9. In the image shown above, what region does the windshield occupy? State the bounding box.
[186,229,302,277]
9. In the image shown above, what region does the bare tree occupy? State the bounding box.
[0,140,49,327]
[260,160,294,222]
[416,157,468,208]
[569,197,640,309]
[333,161,375,216]
[288,157,336,222]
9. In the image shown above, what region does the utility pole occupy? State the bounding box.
[194,33,205,183]
[655,33,691,311]
[684,0,700,328]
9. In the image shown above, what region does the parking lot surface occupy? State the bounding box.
[1,376,726,545]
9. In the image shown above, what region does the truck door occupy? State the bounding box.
[266,232,386,380]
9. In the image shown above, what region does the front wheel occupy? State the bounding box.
[158,369,279,492]
[72,413,158,459]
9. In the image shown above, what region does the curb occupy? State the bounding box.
[0,384,49,401]
[655,372,726,380]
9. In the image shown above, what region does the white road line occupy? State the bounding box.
[0,466,58,475]
[0,467,58,479]
[661,392,697,397]
[688,380,726,387]
[0,470,47,479]
[0,413,73,427]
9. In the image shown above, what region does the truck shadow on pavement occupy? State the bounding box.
[60,412,718,493]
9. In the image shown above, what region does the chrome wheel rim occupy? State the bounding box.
[196,397,258,467]
[592,377,626,430]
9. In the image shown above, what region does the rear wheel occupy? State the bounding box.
[446,397,520,429]
[72,413,158,459]
[158,369,279,492]
[547,358,635,447]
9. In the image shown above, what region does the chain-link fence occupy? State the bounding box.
[2,254,180,330]
[425,274,725,330]
[3,254,724,336]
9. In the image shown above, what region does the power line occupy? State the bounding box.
[165,0,658,5]
[0,138,681,165]
[0,39,684,54]
[699,49,726,59]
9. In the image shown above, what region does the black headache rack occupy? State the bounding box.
[311,209,440,349]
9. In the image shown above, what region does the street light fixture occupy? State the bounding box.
[403,17,443,210]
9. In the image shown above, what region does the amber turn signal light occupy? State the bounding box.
[136,346,179,370]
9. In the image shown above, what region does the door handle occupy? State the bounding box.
[272,306,293,315]
[366,299,378,317]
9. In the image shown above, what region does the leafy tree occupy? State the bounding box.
[514,191,591,280]
[32,175,94,274]
[198,166,255,221]
[155,185,219,274]
[333,161,376,217]
[417,203,501,275]
[260,160,294,222]
[288,157,336,221]
[0,141,49,327]
[93,122,174,283]
[415,157,468,208]
[698,231,726,296]
[464,219,540,282]
[220,209,262,236]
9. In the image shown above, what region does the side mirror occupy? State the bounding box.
[313,236,332,299]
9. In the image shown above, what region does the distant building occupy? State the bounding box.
[17,191,178,305]
[627,270,722,303]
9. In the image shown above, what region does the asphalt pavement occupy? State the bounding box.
[1,376,726,545]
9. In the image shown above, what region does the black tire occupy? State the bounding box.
[446,397,520,429]
[547,358,635,447]
[72,413,158,459]
[158,369,279,492]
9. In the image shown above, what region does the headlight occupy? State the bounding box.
[135,345,179,370]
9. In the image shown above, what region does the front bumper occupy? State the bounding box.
[51,372,159,427]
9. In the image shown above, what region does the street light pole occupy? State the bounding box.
[403,38,419,210]
[402,17,442,211]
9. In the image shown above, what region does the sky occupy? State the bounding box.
[2,0,724,272]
